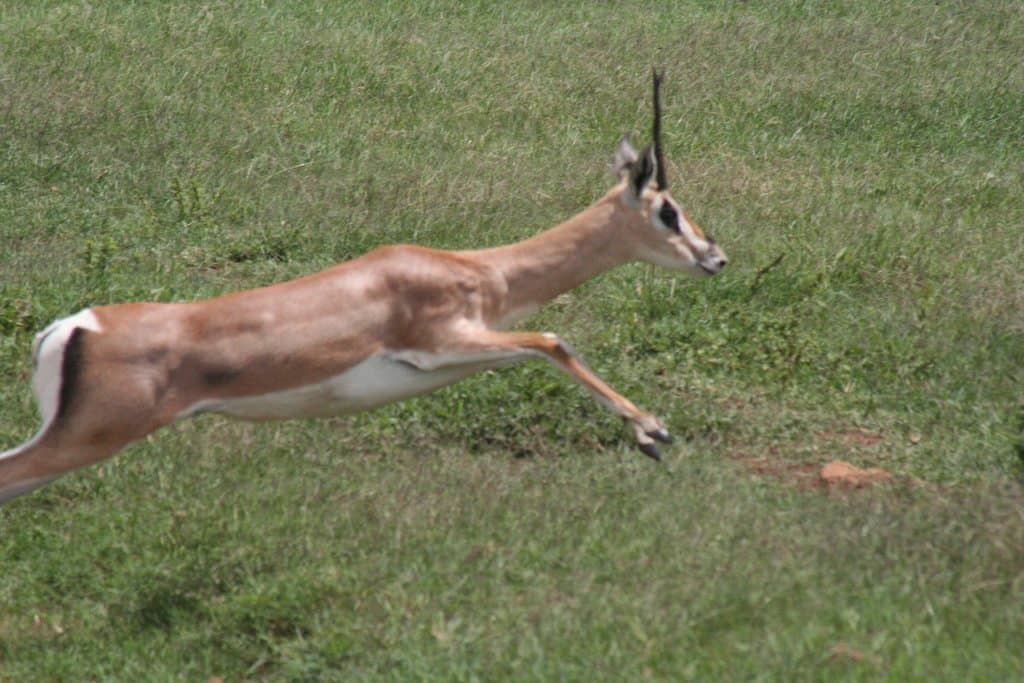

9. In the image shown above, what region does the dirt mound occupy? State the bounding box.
[734,454,895,493]
[819,460,892,489]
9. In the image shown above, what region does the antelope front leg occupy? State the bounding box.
[524,332,673,462]
[434,329,673,461]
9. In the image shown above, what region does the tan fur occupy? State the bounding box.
[1,170,726,503]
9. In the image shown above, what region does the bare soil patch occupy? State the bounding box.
[818,427,884,447]
[733,453,895,493]
[820,460,892,488]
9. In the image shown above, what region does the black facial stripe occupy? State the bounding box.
[658,203,679,231]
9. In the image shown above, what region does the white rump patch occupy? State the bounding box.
[1,309,103,463]
[32,309,102,423]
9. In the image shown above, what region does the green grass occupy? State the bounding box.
[2,1,1023,679]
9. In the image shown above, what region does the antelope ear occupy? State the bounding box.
[628,145,657,197]
[614,136,639,180]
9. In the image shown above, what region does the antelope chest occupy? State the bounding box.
[185,352,504,421]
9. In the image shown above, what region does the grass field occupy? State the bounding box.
[2,1,1023,679]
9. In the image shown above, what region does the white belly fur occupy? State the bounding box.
[183,352,516,421]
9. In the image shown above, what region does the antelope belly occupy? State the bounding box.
[187,354,486,421]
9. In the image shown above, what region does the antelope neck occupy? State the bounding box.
[473,190,635,313]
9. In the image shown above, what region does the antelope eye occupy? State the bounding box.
[658,203,678,230]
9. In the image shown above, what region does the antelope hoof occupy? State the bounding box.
[638,441,663,462]
[648,428,672,444]
[633,416,670,463]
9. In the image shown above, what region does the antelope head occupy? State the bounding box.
[613,70,728,278]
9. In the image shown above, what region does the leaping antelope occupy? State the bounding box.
[0,72,727,504]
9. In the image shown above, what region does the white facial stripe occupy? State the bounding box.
[678,214,709,253]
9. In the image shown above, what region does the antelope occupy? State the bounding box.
[0,72,727,505]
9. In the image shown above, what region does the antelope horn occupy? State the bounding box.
[652,68,668,190]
